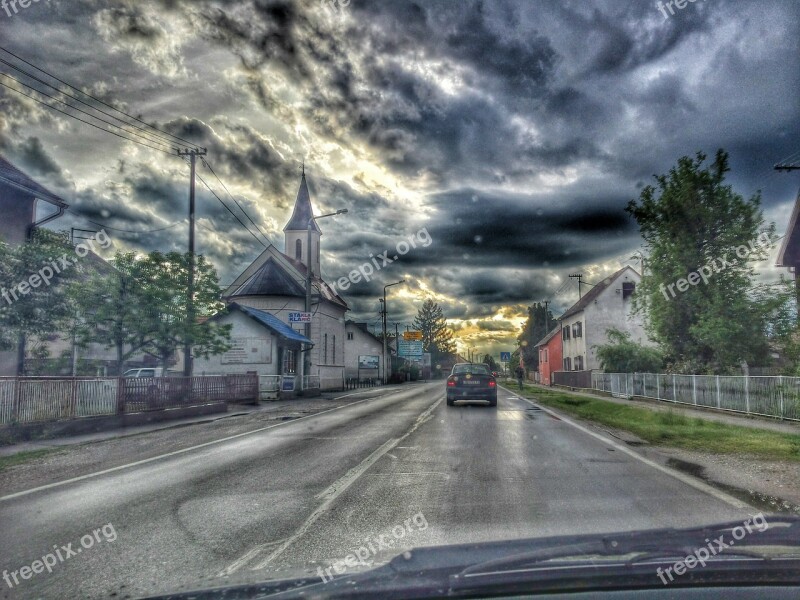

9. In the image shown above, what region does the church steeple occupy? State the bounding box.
[284,170,321,275]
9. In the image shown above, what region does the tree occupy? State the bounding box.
[508,349,520,375]
[413,299,455,361]
[71,252,153,375]
[626,150,777,373]
[595,328,664,373]
[0,230,80,374]
[517,302,553,372]
[482,353,499,371]
[134,252,231,370]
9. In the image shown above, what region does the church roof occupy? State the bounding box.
[283,173,321,233]
[228,257,305,298]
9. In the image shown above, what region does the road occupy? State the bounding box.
[0,381,754,599]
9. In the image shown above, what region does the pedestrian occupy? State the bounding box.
[515,365,524,390]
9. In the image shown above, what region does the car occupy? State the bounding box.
[446,363,497,407]
[122,368,181,378]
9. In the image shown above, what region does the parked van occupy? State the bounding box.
[122,368,181,378]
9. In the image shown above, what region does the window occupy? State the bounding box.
[347,332,354,340]
[563,357,572,371]
[542,348,548,363]
[332,335,336,363]
[562,326,570,340]
[622,281,635,299]
[573,321,582,338]
[295,238,302,260]
[323,333,328,364]
[574,356,584,371]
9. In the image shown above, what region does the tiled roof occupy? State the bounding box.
[559,267,636,320]
[0,155,67,207]
[228,257,306,298]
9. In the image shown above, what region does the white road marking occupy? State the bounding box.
[501,386,750,509]
[0,389,408,503]
[240,395,444,573]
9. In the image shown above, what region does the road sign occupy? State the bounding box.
[500,352,511,362]
[288,312,312,323]
[398,340,423,358]
[403,330,422,341]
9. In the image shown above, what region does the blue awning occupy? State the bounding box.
[234,303,312,344]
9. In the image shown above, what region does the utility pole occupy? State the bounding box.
[568,273,584,299]
[774,162,800,171]
[178,147,207,377]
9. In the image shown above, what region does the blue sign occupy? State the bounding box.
[500,352,511,362]
[288,312,312,323]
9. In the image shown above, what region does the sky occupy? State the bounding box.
[1,0,798,358]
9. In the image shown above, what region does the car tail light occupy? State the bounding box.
[447,376,456,387]
[488,380,496,387]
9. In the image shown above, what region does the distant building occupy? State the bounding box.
[344,321,383,381]
[222,172,348,391]
[535,326,562,386]
[558,266,649,372]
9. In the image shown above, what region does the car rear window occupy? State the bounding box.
[453,364,491,375]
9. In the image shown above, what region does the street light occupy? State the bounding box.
[383,279,405,384]
[302,208,348,392]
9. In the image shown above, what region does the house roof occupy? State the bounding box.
[0,155,67,207]
[230,302,312,344]
[228,257,306,298]
[534,325,561,348]
[777,188,800,268]
[346,320,383,344]
[559,266,638,320]
[283,173,321,233]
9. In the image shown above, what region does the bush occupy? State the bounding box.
[596,329,664,373]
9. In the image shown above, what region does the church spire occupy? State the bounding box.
[283,169,320,233]
[284,169,322,275]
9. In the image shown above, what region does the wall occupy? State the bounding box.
[584,269,649,370]
[344,324,383,380]
[193,310,279,377]
[0,185,35,246]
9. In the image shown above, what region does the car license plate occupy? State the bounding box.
[464,380,480,385]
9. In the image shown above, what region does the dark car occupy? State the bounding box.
[446,363,497,407]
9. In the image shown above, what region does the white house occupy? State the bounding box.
[222,172,348,391]
[559,266,649,372]
[344,321,383,381]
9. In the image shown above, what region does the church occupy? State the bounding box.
[202,171,349,392]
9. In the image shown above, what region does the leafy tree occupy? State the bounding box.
[508,349,520,375]
[482,353,499,371]
[0,230,80,374]
[595,328,664,373]
[517,302,553,372]
[626,150,777,373]
[413,299,455,361]
[71,252,154,375]
[134,252,232,371]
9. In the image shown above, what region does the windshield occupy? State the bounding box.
[1,1,799,599]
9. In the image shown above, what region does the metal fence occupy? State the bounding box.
[0,374,259,425]
[592,372,800,421]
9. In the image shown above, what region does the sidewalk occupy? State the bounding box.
[0,385,394,458]
[507,380,800,436]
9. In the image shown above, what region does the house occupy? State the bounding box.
[777,188,800,313]
[222,172,348,391]
[0,155,68,375]
[535,325,562,386]
[344,321,383,381]
[558,266,648,372]
[193,302,311,395]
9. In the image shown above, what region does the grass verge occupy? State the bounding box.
[0,448,61,472]
[506,382,800,462]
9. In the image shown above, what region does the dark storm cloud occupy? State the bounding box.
[0,0,797,333]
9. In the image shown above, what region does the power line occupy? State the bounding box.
[0,59,179,152]
[0,73,176,153]
[0,79,174,155]
[201,158,271,246]
[0,46,200,150]
[193,168,268,248]
[66,208,185,234]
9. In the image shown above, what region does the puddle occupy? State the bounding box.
[666,457,800,515]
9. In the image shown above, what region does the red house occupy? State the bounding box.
[536,326,562,386]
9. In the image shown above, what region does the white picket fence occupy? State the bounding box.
[592,372,800,421]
